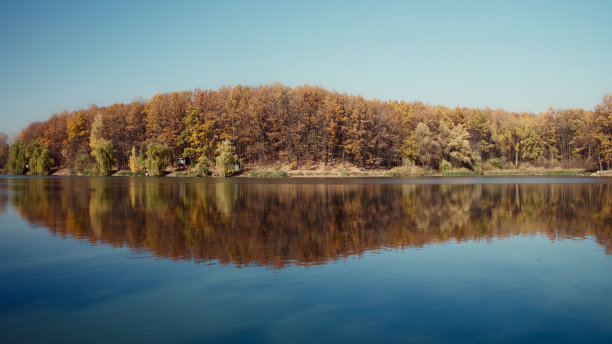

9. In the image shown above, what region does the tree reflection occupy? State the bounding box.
[6,178,612,268]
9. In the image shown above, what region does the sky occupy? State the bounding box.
[1,0,611,134]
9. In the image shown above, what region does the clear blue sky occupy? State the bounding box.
[1,0,611,134]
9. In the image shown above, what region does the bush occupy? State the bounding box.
[439,159,452,172]
[193,156,210,176]
[486,158,502,169]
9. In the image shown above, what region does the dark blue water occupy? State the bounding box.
[0,176,611,343]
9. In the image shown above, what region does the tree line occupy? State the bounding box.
[1,84,611,175]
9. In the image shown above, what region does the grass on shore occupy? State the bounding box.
[115,171,146,176]
[383,165,436,177]
[484,168,583,176]
[249,167,289,178]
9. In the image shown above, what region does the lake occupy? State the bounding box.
[0,176,611,343]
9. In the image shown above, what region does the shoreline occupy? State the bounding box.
[36,166,610,178]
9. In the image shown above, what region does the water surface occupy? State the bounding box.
[0,176,611,343]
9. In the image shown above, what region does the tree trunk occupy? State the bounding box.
[515,150,518,166]
[597,150,603,171]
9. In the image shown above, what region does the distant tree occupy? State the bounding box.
[8,140,27,175]
[26,140,53,175]
[145,143,170,176]
[129,146,145,173]
[92,139,115,176]
[469,112,494,157]
[89,114,115,175]
[521,128,544,162]
[414,123,442,169]
[594,94,612,170]
[445,124,475,168]
[215,140,239,177]
[63,112,89,170]
[0,132,8,170]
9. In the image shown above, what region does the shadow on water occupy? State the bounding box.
[3,176,612,268]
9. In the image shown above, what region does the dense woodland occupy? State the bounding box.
[4,178,611,267]
[1,84,611,175]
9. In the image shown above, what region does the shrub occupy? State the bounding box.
[439,159,452,172]
[193,156,211,177]
[486,158,502,169]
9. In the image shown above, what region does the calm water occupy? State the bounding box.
[0,176,611,343]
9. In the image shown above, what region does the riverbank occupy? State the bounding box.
[45,165,609,178]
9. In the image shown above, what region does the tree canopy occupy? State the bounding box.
[3,84,611,175]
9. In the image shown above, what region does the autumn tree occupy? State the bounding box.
[145,92,191,162]
[445,124,475,168]
[414,123,442,169]
[129,146,145,173]
[89,114,116,175]
[63,112,90,171]
[594,94,612,170]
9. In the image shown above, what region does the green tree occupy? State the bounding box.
[193,155,210,177]
[89,114,115,175]
[215,140,239,177]
[469,112,494,156]
[8,140,28,175]
[145,143,170,176]
[26,141,53,175]
[521,128,544,161]
[92,139,115,175]
[0,132,8,170]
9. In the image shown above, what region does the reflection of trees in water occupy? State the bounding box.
[6,178,612,267]
[0,178,7,215]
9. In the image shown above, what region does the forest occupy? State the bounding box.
[0,84,611,176]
